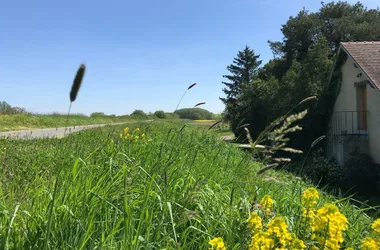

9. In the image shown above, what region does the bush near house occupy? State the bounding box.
[285,150,380,204]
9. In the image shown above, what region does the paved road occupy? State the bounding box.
[0,122,129,140]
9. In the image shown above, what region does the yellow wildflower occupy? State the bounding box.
[148,138,153,142]
[123,127,129,133]
[249,232,274,250]
[260,195,274,211]
[345,248,354,250]
[311,204,348,249]
[302,207,316,220]
[134,128,140,132]
[209,237,226,250]
[135,135,139,140]
[267,217,292,247]
[302,187,319,207]
[361,237,379,250]
[247,211,262,233]
[371,218,380,234]
[141,133,145,138]
[119,133,123,138]
[290,233,306,249]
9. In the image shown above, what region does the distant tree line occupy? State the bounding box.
[0,101,27,114]
[1,101,216,121]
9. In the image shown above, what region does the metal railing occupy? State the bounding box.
[330,111,368,137]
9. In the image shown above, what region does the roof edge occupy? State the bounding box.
[339,42,380,92]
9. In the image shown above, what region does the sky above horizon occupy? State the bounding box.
[1,0,379,115]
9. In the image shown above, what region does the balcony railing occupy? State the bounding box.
[330,111,368,137]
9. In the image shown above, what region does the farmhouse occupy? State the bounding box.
[327,41,380,165]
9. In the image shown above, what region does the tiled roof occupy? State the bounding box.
[341,42,380,91]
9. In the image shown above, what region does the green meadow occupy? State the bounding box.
[0,114,136,132]
[1,121,379,249]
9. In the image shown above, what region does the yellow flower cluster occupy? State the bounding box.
[119,127,152,142]
[301,187,319,221]
[311,204,348,249]
[209,188,380,250]
[361,218,380,250]
[1,146,6,155]
[247,195,305,249]
[361,237,379,250]
[260,195,274,212]
[247,212,262,233]
[250,232,274,250]
[209,237,226,250]
[371,218,380,234]
[301,187,319,207]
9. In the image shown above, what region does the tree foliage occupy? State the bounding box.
[174,108,213,120]
[220,46,262,122]
[131,110,147,119]
[0,101,27,115]
[154,110,166,119]
[90,112,106,117]
[221,1,380,153]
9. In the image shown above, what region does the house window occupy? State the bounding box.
[356,85,367,130]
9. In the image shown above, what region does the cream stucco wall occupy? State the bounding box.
[332,55,380,163]
[334,57,366,113]
[366,82,380,163]
[333,57,366,134]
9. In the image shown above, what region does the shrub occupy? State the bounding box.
[174,108,213,120]
[340,152,380,196]
[292,149,343,187]
[154,110,166,119]
[287,149,380,199]
[90,112,106,117]
[130,109,147,119]
[164,112,180,119]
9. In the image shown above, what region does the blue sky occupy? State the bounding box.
[1,0,379,115]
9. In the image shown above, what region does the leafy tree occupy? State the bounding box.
[164,112,180,119]
[231,78,279,140]
[90,112,106,117]
[174,108,213,120]
[131,110,147,119]
[0,101,27,114]
[224,1,380,154]
[154,110,166,119]
[220,46,262,121]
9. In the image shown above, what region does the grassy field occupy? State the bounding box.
[0,114,139,132]
[0,121,379,249]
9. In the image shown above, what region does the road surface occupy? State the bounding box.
[0,122,133,140]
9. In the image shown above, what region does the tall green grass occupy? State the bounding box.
[0,122,375,249]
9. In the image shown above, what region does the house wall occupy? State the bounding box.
[334,57,366,114]
[331,55,380,163]
[366,83,380,163]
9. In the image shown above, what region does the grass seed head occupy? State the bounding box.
[70,64,86,102]
[299,96,318,105]
[194,102,206,107]
[188,83,197,90]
